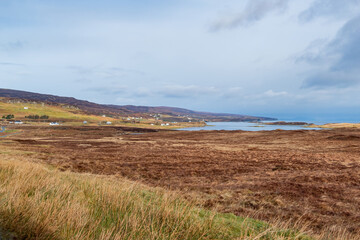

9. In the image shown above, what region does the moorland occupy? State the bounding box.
[1,124,360,239]
[0,89,359,239]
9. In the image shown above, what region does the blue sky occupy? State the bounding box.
[1,0,360,120]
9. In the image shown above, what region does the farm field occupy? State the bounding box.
[1,125,360,238]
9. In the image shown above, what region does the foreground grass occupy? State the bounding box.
[0,156,314,240]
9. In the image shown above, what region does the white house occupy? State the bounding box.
[83,121,88,124]
[24,107,29,110]
[50,122,60,126]
[14,120,23,124]
[106,121,112,125]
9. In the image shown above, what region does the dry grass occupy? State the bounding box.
[0,154,314,240]
[308,123,360,129]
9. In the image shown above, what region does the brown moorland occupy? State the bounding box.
[1,125,360,237]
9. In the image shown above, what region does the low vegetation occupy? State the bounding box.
[308,123,360,129]
[1,114,14,119]
[0,152,314,240]
[25,114,50,119]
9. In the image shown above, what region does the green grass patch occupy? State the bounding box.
[0,101,113,123]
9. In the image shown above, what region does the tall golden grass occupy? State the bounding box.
[0,154,317,240]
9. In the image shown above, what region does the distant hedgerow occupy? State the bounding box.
[25,115,49,120]
[2,114,14,119]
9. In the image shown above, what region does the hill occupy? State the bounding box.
[0,99,115,123]
[0,88,275,122]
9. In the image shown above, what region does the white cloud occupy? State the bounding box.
[264,90,288,97]
[156,85,219,98]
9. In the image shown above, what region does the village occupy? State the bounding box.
[0,102,206,129]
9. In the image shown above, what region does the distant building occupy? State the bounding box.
[50,122,60,126]
[106,121,112,125]
[102,115,106,117]
[24,107,29,110]
[83,121,88,124]
[14,120,23,124]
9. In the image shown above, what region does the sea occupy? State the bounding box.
[179,117,359,131]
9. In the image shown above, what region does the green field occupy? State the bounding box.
[0,100,114,123]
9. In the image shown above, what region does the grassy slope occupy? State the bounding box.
[0,151,312,240]
[0,100,114,122]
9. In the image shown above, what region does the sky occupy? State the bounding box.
[1,0,360,121]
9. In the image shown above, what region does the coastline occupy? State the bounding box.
[179,121,322,131]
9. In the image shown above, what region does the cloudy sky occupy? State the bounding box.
[1,0,360,121]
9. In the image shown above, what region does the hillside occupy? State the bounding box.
[0,99,115,123]
[0,88,275,122]
[0,88,132,117]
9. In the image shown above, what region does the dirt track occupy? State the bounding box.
[2,126,360,235]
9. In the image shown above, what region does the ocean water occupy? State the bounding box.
[179,121,322,131]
